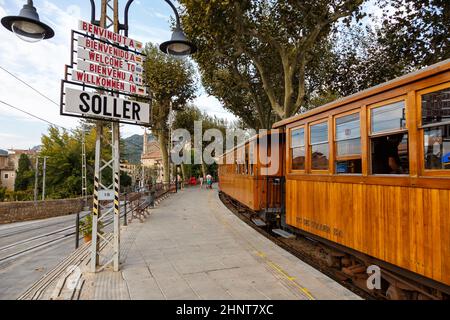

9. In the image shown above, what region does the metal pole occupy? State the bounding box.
[124,192,128,226]
[34,157,39,203]
[42,156,47,201]
[91,122,102,272]
[112,121,121,272]
[75,211,80,249]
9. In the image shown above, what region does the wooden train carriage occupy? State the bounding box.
[273,59,450,293]
[218,131,284,215]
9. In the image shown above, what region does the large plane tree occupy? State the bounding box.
[179,0,365,128]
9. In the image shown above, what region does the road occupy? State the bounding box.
[0,212,87,300]
[0,201,130,300]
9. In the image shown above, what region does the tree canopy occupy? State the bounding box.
[180,0,365,128]
[143,43,197,182]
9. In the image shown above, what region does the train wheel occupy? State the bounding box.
[386,285,408,300]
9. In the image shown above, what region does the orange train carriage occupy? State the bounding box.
[219,59,450,299]
[218,131,284,223]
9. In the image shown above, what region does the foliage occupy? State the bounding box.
[0,187,7,202]
[376,0,450,69]
[318,0,450,99]
[2,190,33,202]
[179,0,365,127]
[14,154,34,191]
[79,214,103,238]
[35,123,133,200]
[173,105,228,177]
[143,43,197,183]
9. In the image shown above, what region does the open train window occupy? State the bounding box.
[335,112,362,174]
[420,83,450,171]
[310,121,329,171]
[370,99,409,175]
[290,127,305,170]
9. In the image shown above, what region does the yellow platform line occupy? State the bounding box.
[208,192,315,300]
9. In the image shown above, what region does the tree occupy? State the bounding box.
[173,105,228,177]
[319,0,450,99]
[377,0,450,69]
[14,154,34,191]
[143,43,197,183]
[179,0,364,127]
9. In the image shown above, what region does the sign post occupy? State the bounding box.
[59,0,149,273]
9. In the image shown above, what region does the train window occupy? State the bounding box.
[370,100,409,175]
[371,101,406,134]
[424,127,450,170]
[421,86,450,170]
[291,127,305,170]
[245,147,249,175]
[335,113,362,174]
[336,159,362,174]
[336,113,361,157]
[371,133,409,174]
[310,122,329,170]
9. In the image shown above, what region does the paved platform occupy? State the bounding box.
[23,186,361,300]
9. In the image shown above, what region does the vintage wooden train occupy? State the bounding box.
[218,59,450,300]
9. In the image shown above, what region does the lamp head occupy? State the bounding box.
[1,1,54,43]
[160,27,197,57]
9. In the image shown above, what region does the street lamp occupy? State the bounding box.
[123,0,196,56]
[1,0,54,43]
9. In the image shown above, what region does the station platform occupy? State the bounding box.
[21,185,360,300]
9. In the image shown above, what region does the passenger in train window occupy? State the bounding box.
[424,127,450,169]
[421,86,450,170]
[372,133,409,174]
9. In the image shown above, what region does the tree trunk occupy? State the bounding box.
[201,162,207,178]
[158,134,170,184]
[181,164,186,181]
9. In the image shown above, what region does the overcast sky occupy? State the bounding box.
[0,0,236,150]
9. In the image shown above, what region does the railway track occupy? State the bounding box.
[0,205,129,266]
[219,192,375,300]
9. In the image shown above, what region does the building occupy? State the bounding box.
[141,130,164,183]
[0,149,37,191]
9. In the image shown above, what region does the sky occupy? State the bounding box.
[0,0,236,150]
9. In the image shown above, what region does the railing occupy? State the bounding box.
[74,183,176,248]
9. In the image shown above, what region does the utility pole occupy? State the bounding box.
[33,156,39,203]
[41,156,47,201]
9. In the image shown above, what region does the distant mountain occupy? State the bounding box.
[121,133,155,164]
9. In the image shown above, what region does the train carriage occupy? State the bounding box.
[218,131,284,222]
[219,59,450,299]
[273,59,450,299]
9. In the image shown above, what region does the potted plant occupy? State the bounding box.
[79,214,103,243]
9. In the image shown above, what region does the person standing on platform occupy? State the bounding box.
[206,174,212,189]
[199,176,204,189]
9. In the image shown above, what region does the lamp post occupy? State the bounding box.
[1,0,54,42]
[122,0,196,56]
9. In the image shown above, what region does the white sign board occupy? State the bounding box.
[79,20,143,51]
[65,88,150,124]
[72,70,147,96]
[77,47,143,74]
[77,59,143,85]
[98,189,115,201]
[78,36,144,65]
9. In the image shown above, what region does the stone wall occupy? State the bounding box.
[0,196,92,224]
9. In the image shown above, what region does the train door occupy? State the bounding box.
[260,130,286,227]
